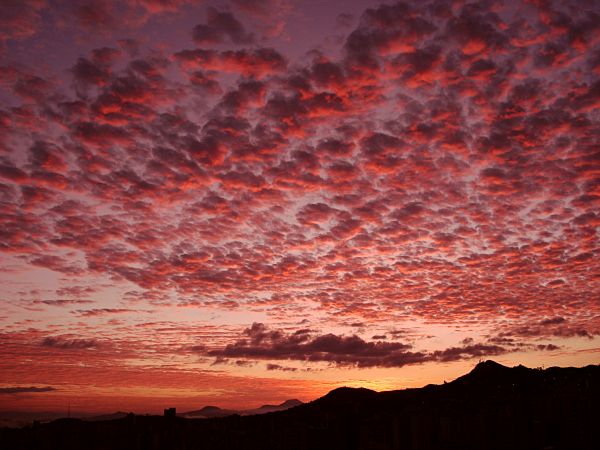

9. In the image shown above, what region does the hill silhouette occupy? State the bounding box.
[1,361,599,450]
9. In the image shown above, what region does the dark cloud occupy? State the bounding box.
[297,203,338,226]
[0,0,46,43]
[189,71,221,94]
[430,344,507,362]
[336,13,354,28]
[41,336,99,349]
[71,57,111,88]
[205,323,509,368]
[0,386,57,394]
[72,0,117,31]
[193,8,254,45]
[445,3,508,54]
[266,363,297,372]
[536,344,560,351]
[231,0,282,18]
[32,299,94,306]
[540,317,566,326]
[74,308,135,317]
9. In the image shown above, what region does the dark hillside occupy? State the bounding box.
[2,361,598,450]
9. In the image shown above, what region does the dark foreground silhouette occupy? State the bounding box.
[2,361,599,450]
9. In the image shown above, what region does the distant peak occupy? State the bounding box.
[199,406,221,412]
[466,360,511,378]
[257,404,276,409]
[474,359,507,370]
[280,399,302,407]
[324,387,376,400]
[255,399,303,411]
[336,386,374,392]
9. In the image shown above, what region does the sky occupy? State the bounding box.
[0,0,599,414]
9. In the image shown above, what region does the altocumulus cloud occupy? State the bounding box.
[0,0,598,391]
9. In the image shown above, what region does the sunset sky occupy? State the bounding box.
[0,0,599,414]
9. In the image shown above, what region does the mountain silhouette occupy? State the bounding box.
[244,399,304,415]
[1,360,598,450]
[279,399,302,408]
[181,405,238,419]
[180,399,304,418]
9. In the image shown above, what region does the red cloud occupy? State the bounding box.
[0,0,598,408]
[174,48,287,77]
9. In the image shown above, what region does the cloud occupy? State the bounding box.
[73,309,136,317]
[41,336,99,349]
[430,344,507,362]
[231,0,292,38]
[0,0,47,44]
[193,8,254,45]
[540,317,566,326]
[32,299,94,307]
[174,48,287,77]
[231,0,276,17]
[67,0,199,33]
[205,323,509,368]
[0,386,57,394]
[266,363,297,372]
[71,57,111,89]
